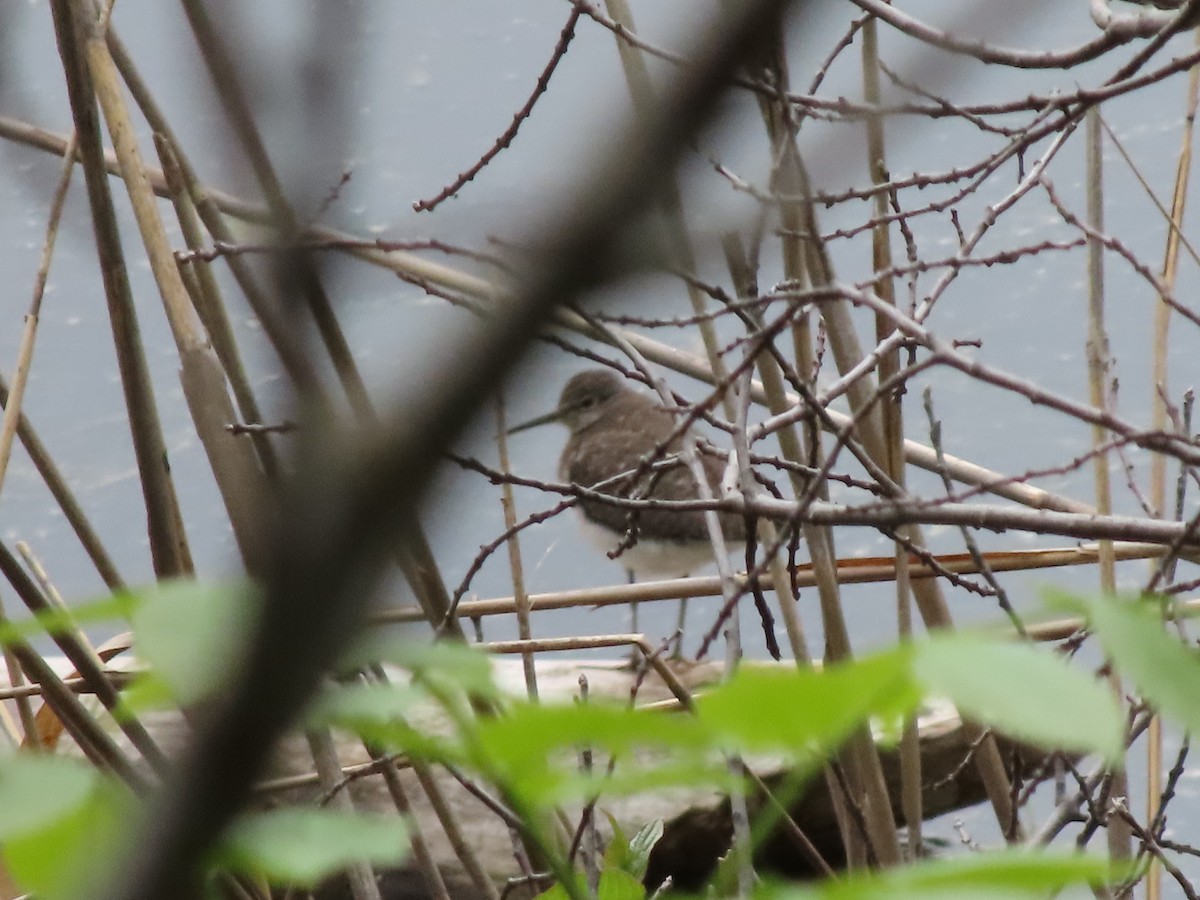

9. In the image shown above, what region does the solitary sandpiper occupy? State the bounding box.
[509,369,746,580]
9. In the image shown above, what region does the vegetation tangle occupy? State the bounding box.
[4,2,1200,899]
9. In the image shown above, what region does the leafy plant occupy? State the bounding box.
[0,584,1172,897]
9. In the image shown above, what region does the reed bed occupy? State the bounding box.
[3,3,1200,899]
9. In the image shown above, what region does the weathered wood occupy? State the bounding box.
[19,656,1063,896]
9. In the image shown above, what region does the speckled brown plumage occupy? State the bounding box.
[532,370,745,575]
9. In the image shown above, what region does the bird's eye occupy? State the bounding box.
[580,397,596,408]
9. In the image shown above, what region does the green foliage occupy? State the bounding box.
[355,635,502,700]
[595,868,646,900]
[0,592,135,648]
[695,649,920,754]
[0,753,97,836]
[0,756,128,900]
[216,808,410,887]
[0,581,1162,898]
[1047,589,1200,731]
[0,753,410,896]
[539,818,664,900]
[603,816,663,881]
[312,679,466,764]
[912,633,1125,763]
[756,849,1118,898]
[127,578,259,708]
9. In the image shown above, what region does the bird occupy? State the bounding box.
[508,368,746,580]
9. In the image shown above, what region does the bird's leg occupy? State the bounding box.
[626,569,640,667]
[672,589,689,661]
[625,568,639,629]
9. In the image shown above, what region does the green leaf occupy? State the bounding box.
[348,636,499,699]
[695,649,921,754]
[536,882,579,900]
[1047,590,1200,733]
[130,579,258,705]
[757,849,1117,898]
[4,773,129,900]
[538,760,738,805]
[602,810,629,866]
[469,700,727,805]
[475,702,710,776]
[0,593,135,648]
[219,808,409,887]
[913,633,1124,763]
[598,867,645,900]
[117,671,179,715]
[310,685,462,764]
[309,680,425,726]
[601,814,665,882]
[624,819,664,879]
[307,680,469,765]
[0,753,97,838]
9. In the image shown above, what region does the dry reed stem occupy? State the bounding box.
[1084,106,1134,881]
[252,756,412,798]
[0,373,125,591]
[375,541,1170,625]
[0,113,1104,521]
[48,0,193,579]
[0,540,166,772]
[859,15,923,860]
[0,670,134,702]
[373,750,452,900]
[602,0,736,419]
[411,758,501,900]
[0,129,77,749]
[75,4,273,576]
[1142,35,1200,900]
[179,346,271,571]
[110,26,321,393]
[177,0,464,651]
[721,234,810,665]
[0,132,75,503]
[1098,115,1200,269]
[306,728,385,900]
[17,541,105,673]
[153,134,279,480]
[495,396,539,701]
[75,6,202,353]
[481,635,694,709]
[0,590,34,745]
[0,598,143,786]
[760,54,901,866]
[601,2,754,705]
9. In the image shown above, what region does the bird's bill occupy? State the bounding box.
[506,407,565,435]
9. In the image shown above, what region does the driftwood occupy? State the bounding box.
[645,715,1049,892]
[20,656,1063,898]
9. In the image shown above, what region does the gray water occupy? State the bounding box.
[3,0,1200,884]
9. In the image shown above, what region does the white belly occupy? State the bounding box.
[575,514,743,579]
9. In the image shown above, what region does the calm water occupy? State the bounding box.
[3,1,1200,882]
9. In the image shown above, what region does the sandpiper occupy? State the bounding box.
[509,368,746,579]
